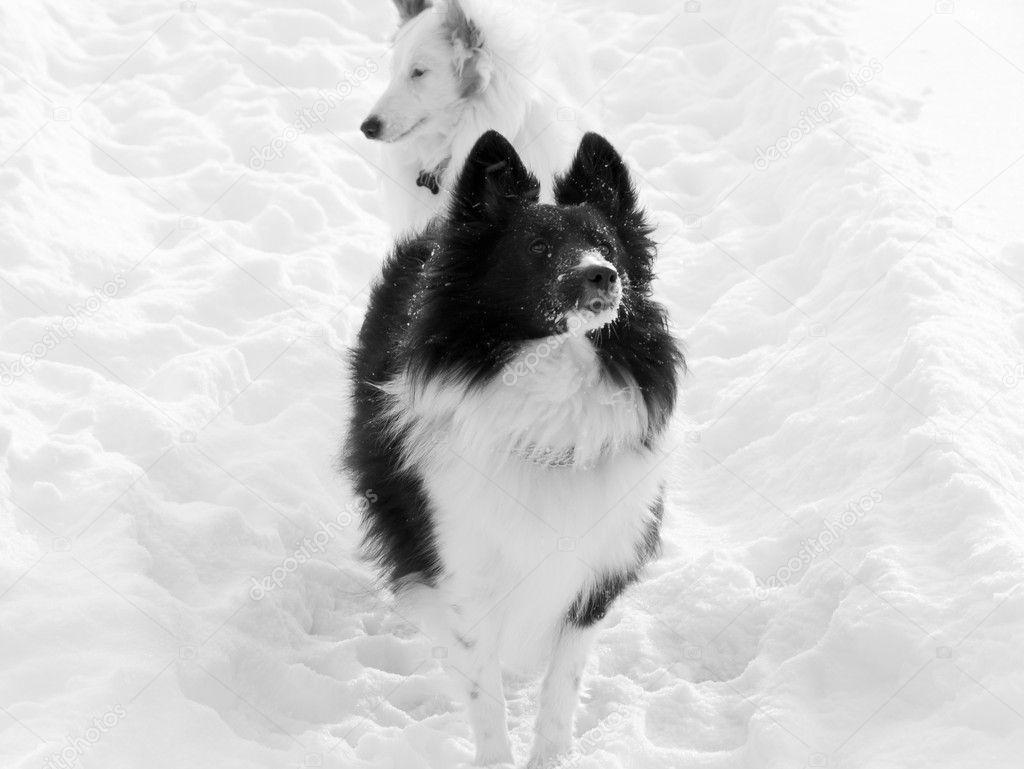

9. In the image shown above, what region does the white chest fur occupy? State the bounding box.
[384,334,666,666]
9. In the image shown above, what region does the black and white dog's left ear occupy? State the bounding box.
[554,132,641,223]
[449,131,540,224]
[393,0,432,24]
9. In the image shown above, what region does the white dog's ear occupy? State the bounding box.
[393,0,431,24]
[443,0,491,94]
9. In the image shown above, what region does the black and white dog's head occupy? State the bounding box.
[447,131,640,336]
[410,130,663,345]
[400,129,683,430]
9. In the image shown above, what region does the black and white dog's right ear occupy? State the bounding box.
[449,131,540,224]
[555,132,657,281]
[554,132,641,224]
[393,0,431,24]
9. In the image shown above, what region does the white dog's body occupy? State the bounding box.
[362,0,592,235]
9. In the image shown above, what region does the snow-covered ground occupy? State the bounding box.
[2,0,1022,767]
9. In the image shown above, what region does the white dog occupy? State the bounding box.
[361,0,591,235]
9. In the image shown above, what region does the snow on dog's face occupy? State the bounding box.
[465,197,628,338]
[413,130,656,345]
[360,0,490,143]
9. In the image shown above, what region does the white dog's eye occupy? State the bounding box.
[411,68,427,79]
[597,242,612,256]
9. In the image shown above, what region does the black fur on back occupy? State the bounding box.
[343,130,684,589]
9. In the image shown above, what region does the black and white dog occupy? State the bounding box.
[344,130,683,767]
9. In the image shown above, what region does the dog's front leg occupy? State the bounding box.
[443,617,513,766]
[526,622,601,768]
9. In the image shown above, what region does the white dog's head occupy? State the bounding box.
[360,0,493,144]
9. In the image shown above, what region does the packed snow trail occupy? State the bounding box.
[1,1,1022,768]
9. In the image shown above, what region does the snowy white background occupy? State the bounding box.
[2,1,1023,768]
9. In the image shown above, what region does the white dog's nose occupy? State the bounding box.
[360,116,383,139]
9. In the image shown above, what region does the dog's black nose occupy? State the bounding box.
[581,264,617,290]
[360,116,382,139]
[579,264,620,313]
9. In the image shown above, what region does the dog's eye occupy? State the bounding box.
[597,242,612,257]
[411,68,427,79]
[529,239,549,255]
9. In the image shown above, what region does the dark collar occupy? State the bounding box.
[416,158,449,195]
[416,169,441,195]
